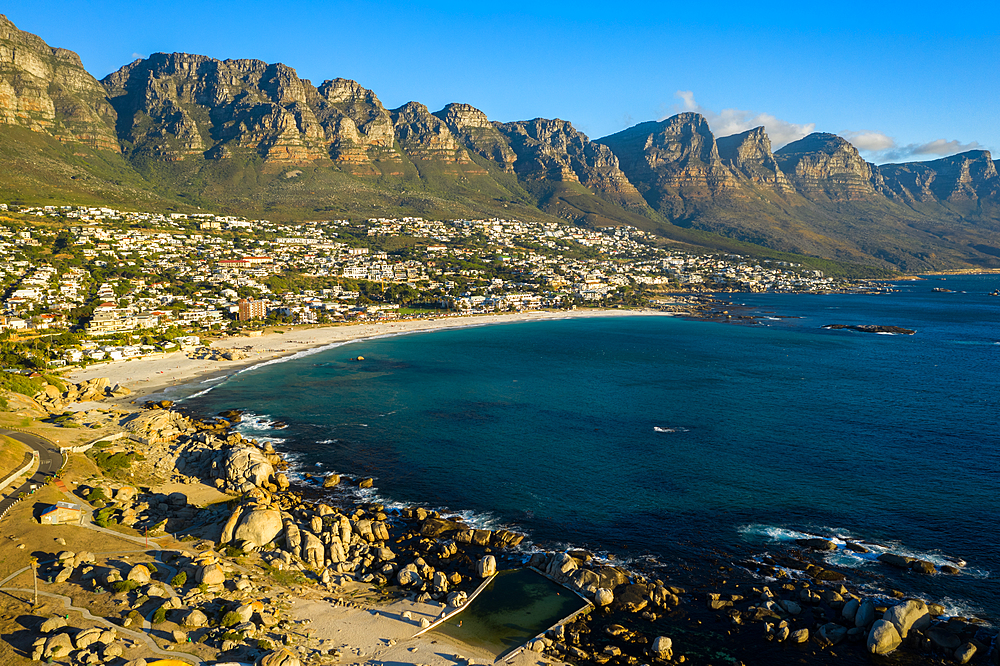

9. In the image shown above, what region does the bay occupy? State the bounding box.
[186,273,1000,619]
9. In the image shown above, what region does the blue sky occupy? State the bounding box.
[6,1,998,163]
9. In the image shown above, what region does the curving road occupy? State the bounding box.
[0,429,65,520]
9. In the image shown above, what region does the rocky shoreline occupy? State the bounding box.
[5,373,997,666]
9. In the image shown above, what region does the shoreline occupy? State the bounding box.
[14,297,997,665]
[66,308,677,404]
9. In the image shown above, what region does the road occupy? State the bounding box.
[0,429,65,520]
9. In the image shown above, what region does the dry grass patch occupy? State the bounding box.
[0,436,30,478]
[0,485,138,580]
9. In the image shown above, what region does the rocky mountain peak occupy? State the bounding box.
[598,113,740,217]
[103,53,329,164]
[879,150,999,204]
[0,13,119,151]
[313,77,395,157]
[646,112,722,166]
[391,101,469,162]
[774,132,879,200]
[435,103,491,129]
[716,126,793,192]
[434,103,516,171]
[495,118,644,207]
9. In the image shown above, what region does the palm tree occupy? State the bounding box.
[29,556,38,606]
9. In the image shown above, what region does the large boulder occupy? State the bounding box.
[841,598,860,622]
[867,619,902,655]
[955,642,977,665]
[260,648,301,666]
[397,564,421,587]
[301,531,324,568]
[650,636,673,660]
[796,538,837,551]
[612,584,649,613]
[284,520,301,553]
[74,627,103,649]
[39,616,67,633]
[115,486,137,503]
[854,599,875,628]
[877,553,914,568]
[127,564,151,583]
[232,509,283,548]
[120,409,192,442]
[219,445,274,489]
[197,563,225,586]
[817,623,848,647]
[420,517,462,537]
[181,609,208,628]
[594,588,614,607]
[328,540,347,563]
[545,553,578,580]
[39,632,73,660]
[477,555,497,578]
[883,599,930,639]
[220,506,244,544]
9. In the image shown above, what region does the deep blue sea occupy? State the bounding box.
[184,274,1000,620]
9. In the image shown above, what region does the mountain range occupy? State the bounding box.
[3,13,1000,273]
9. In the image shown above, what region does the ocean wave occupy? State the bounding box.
[200,374,228,384]
[738,524,983,577]
[235,412,286,431]
[232,339,359,375]
[228,323,490,378]
[654,426,689,433]
[182,384,222,400]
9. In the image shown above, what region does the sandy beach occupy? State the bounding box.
[65,309,670,404]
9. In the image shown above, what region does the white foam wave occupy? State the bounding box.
[200,375,228,384]
[654,426,689,433]
[738,523,983,576]
[925,596,990,622]
[235,412,283,431]
[183,384,221,400]
[228,323,485,378]
[233,339,358,375]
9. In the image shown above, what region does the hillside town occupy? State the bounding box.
[0,203,868,370]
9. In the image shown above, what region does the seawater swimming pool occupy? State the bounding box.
[435,568,590,657]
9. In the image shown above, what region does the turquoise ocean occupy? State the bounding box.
[183,274,1000,620]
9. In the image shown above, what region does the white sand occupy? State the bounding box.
[66,309,669,403]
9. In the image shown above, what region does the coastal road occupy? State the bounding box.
[0,429,64,521]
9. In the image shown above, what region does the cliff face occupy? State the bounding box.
[4,16,1000,272]
[879,151,1000,204]
[495,118,645,206]
[773,133,881,200]
[434,103,516,171]
[311,78,397,168]
[102,53,330,164]
[0,14,119,151]
[716,126,793,193]
[599,113,744,216]
[391,101,472,164]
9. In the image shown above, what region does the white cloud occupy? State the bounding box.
[911,139,983,156]
[842,131,896,152]
[669,91,815,148]
[846,133,986,164]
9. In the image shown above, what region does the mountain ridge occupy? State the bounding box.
[2,14,1000,273]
